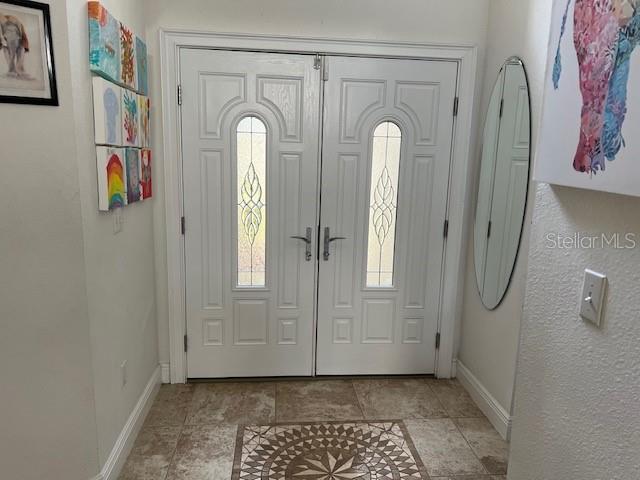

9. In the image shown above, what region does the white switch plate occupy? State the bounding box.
[113,207,124,234]
[579,269,607,327]
[120,360,127,388]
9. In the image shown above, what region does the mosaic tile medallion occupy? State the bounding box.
[232,420,427,479]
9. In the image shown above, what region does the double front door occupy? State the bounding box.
[180,49,457,378]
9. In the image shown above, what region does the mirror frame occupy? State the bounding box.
[474,56,532,311]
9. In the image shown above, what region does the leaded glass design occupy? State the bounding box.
[366,122,401,287]
[237,116,267,287]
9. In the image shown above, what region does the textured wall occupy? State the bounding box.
[143,0,491,366]
[458,0,553,419]
[509,184,640,479]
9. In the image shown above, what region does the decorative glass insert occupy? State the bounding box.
[236,116,267,287]
[366,122,401,287]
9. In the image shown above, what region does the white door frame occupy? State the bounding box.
[160,29,479,383]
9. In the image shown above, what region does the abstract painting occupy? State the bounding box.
[138,95,150,148]
[96,146,125,211]
[0,0,58,105]
[88,1,119,84]
[121,88,139,147]
[535,0,640,197]
[136,36,148,95]
[140,149,152,199]
[92,76,121,145]
[119,21,136,90]
[125,148,141,204]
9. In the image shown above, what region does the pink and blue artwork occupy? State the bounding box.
[536,0,640,197]
[121,88,139,147]
[92,76,121,145]
[125,148,141,204]
[136,36,148,95]
[88,1,120,83]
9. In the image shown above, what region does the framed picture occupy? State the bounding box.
[535,0,640,197]
[0,0,58,105]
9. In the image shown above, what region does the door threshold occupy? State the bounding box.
[187,373,437,384]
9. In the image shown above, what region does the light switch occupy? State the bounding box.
[113,207,124,234]
[579,269,607,327]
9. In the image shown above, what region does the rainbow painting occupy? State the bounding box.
[97,147,125,211]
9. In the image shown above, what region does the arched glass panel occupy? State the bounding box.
[236,116,267,287]
[366,122,401,287]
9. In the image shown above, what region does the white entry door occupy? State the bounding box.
[180,49,321,377]
[316,56,458,375]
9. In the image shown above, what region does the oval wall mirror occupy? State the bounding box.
[474,57,531,310]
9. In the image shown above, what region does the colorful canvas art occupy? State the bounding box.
[125,148,141,204]
[92,76,121,145]
[121,88,139,147]
[96,146,125,211]
[119,21,136,90]
[140,149,152,199]
[535,0,640,197]
[138,95,150,148]
[136,36,148,95]
[88,1,120,83]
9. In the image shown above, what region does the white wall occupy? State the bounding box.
[66,0,159,467]
[143,0,491,369]
[0,2,100,479]
[458,0,553,419]
[508,4,640,480]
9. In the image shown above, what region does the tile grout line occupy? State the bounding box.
[274,382,278,423]
[162,385,197,480]
[421,378,449,417]
[452,418,491,476]
[349,379,367,420]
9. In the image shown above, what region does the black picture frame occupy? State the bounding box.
[0,0,58,106]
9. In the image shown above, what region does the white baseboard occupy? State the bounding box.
[160,362,171,384]
[456,360,512,441]
[92,365,161,480]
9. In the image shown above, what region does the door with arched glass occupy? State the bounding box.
[180,49,321,378]
[316,56,458,374]
[180,50,458,378]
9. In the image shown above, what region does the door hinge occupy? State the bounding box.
[487,220,492,238]
[435,332,441,349]
[181,216,185,235]
[177,84,183,106]
[453,97,459,117]
[443,219,449,239]
[314,53,322,70]
[499,98,504,118]
[184,334,188,352]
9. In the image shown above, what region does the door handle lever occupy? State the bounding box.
[291,227,313,261]
[323,227,346,261]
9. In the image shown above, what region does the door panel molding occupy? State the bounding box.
[161,30,478,383]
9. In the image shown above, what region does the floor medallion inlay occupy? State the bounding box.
[232,420,428,479]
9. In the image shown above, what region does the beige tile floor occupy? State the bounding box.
[119,378,509,480]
